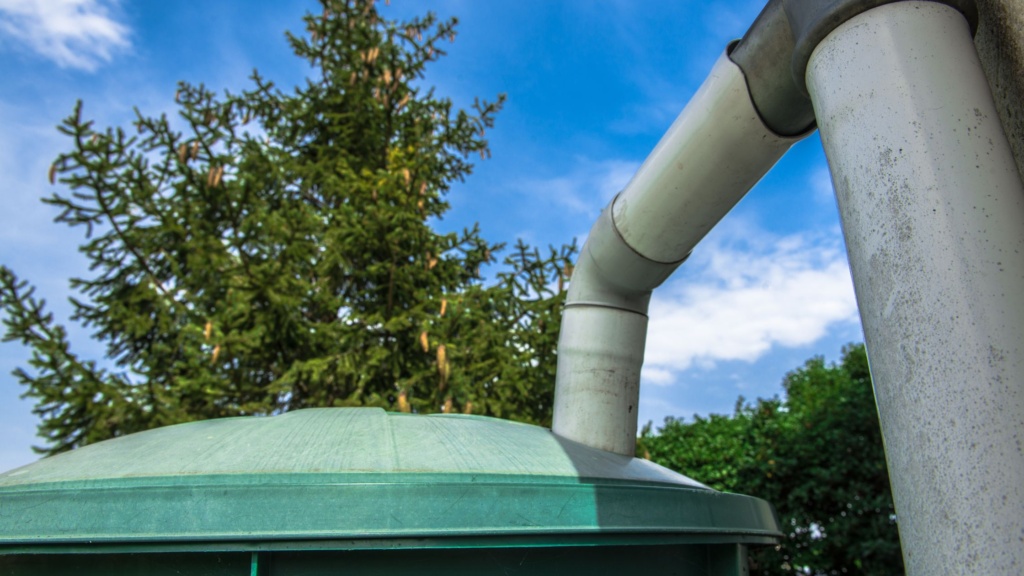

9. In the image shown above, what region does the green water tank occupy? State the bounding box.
[0,408,780,575]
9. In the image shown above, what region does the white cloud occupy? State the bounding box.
[640,366,675,386]
[810,165,836,205]
[519,157,640,217]
[642,226,859,376]
[0,0,130,70]
[607,75,690,136]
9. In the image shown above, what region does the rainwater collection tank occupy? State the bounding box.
[0,408,779,575]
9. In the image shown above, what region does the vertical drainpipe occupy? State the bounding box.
[804,2,1024,573]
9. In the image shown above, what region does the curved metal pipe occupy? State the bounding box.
[551,52,809,456]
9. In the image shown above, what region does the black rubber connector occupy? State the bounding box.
[730,0,979,137]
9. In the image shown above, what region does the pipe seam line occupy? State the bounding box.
[564,200,685,317]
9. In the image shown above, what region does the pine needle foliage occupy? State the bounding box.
[1,0,576,455]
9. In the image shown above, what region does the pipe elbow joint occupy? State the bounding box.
[566,199,685,317]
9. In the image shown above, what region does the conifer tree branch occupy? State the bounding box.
[87,166,180,309]
[4,0,577,452]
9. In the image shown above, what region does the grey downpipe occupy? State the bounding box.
[804,3,1024,575]
[554,0,1024,574]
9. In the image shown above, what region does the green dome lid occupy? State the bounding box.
[0,408,780,549]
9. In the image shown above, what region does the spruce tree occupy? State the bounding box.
[0,0,575,455]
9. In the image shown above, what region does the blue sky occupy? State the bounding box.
[0,0,863,472]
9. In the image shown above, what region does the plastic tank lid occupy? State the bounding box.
[0,408,781,548]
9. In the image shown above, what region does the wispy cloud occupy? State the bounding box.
[0,0,130,71]
[607,77,690,136]
[809,165,837,205]
[518,156,640,217]
[641,223,859,385]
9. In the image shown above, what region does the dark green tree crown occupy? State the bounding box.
[1,0,576,455]
[639,344,902,575]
